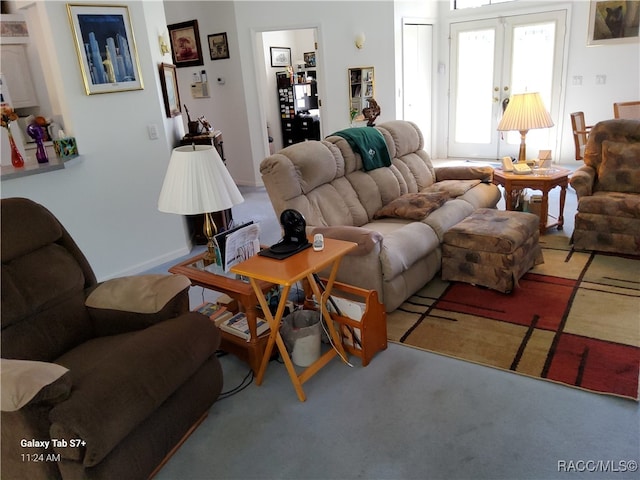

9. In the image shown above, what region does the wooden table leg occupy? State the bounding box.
[540,188,550,235]
[558,185,566,230]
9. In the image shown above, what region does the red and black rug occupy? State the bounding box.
[387,238,640,400]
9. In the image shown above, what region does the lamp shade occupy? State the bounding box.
[497,92,554,132]
[158,145,244,215]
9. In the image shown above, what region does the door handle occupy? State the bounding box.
[502,97,510,112]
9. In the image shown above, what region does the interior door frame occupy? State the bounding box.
[448,9,568,161]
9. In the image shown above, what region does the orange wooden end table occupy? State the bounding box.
[231,237,357,402]
[169,253,275,375]
[492,167,571,235]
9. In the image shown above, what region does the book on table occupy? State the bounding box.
[194,302,228,322]
[219,312,270,341]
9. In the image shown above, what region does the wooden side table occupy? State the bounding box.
[231,238,357,402]
[492,167,570,235]
[169,254,275,374]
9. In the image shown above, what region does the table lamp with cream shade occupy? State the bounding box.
[497,92,554,163]
[158,144,244,264]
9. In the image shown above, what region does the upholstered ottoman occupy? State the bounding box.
[442,208,544,293]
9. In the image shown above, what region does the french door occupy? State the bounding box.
[448,10,566,160]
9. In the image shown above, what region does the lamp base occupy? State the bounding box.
[517,129,528,163]
[203,212,219,266]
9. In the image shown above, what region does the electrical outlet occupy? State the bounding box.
[572,75,583,86]
[596,74,607,85]
[147,124,159,140]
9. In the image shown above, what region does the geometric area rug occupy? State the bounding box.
[387,242,640,401]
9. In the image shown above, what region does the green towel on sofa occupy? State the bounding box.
[333,128,392,171]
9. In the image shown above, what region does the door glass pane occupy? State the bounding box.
[507,22,556,146]
[455,29,495,144]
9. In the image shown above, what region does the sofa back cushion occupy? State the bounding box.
[260,121,436,228]
[1,198,95,361]
[597,140,640,193]
[584,119,640,175]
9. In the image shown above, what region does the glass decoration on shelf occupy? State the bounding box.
[27,123,49,164]
[1,107,24,168]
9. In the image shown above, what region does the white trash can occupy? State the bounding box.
[280,310,322,367]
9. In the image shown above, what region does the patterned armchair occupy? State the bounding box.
[569,119,640,255]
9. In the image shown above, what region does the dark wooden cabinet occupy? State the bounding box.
[277,71,320,146]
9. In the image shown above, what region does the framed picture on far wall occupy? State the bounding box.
[159,63,181,118]
[587,0,640,45]
[303,51,316,67]
[167,19,204,67]
[67,4,144,95]
[270,46,291,67]
[208,32,230,60]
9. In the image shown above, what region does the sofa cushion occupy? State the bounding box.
[422,179,481,198]
[49,313,219,467]
[1,359,70,411]
[577,191,640,218]
[373,192,449,220]
[597,140,640,193]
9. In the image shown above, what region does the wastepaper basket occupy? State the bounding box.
[280,310,322,367]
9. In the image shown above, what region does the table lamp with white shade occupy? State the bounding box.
[497,92,554,163]
[158,144,244,264]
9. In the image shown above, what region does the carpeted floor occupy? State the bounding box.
[388,236,640,400]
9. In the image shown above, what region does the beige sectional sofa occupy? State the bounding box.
[260,120,501,312]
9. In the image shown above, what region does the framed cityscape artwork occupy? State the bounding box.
[67,4,144,95]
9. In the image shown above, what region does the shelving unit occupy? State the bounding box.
[276,70,320,146]
[348,67,375,122]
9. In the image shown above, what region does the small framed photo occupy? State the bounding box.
[303,51,316,67]
[159,63,181,118]
[167,19,203,68]
[270,46,291,67]
[208,32,229,60]
[67,4,144,95]
[587,0,640,46]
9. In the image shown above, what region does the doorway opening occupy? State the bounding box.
[258,28,321,154]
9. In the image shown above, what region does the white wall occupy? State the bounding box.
[2,0,190,281]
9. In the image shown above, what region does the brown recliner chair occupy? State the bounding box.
[569,119,640,255]
[1,198,223,480]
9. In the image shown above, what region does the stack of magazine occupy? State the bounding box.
[214,222,261,272]
[218,312,270,342]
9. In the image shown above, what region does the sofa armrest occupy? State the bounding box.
[1,359,71,412]
[86,274,191,336]
[310,225,383,256]
[569,165,596,198]
[435,165,494,182]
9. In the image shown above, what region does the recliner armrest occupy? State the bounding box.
[86,274,191,336]
[569,165,596,198]
[435,165,494,182]
[309,226,383,256]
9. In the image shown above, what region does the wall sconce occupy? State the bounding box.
[355,32,366,49]
[159,35,170,56]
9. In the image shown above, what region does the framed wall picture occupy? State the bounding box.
[159,63,181,118]
[208,32,230,60]
[67,4,144,95]
[167,19,204,68]
[303,51,316,68]
[587,0,640,45]
[270,47,291,67]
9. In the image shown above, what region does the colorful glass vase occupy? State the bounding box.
[27,123,49,164]
[7,127,24,168]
